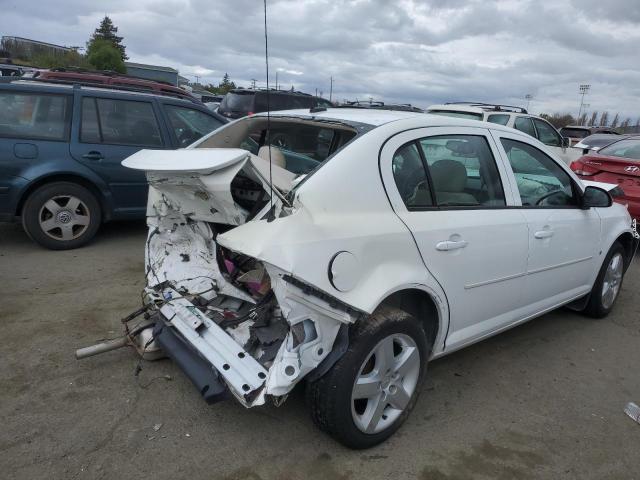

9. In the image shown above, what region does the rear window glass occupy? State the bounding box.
[487,114,510,125]
[428,110,483,121]
[560,128,589,139]
[220,92,255,113]
[0,92,71,141]
[598,139,640,160]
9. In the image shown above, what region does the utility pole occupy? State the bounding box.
[275,71,278,90]
[524,94,532,111]
[577,84,590,121]
[329,76,333,102]
[251,79,257,90]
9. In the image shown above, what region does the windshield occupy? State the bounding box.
[598,139,640,160]
[220,92,255,112]
[428,110,483,121]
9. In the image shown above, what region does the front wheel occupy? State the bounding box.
[21,182,102,250]
[582,242,626,318]
[306,306,429,449]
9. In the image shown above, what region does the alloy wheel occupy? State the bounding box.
[601,252,623,309]
[38,195,91,241]
[351,333,420,434]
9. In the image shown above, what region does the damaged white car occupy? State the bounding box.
[78,108,637,449]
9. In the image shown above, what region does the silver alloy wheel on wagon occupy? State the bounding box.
[39,195,91,241]
[601,252,623,309]
[351,333,421,434]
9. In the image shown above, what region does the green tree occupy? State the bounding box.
[87,16,127,61]
[218,73,236,94]
[87,39,126,73]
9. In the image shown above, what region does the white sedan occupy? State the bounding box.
[85,109,637,449]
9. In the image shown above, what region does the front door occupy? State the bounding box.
[69,95,166,217]
[380,127,529,351]
[492,130,601,312]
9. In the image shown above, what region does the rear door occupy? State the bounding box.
[491,130,601,312]
[69,93,166,217]
[380,126,529,350]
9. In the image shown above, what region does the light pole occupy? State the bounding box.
[525,94,533,111]
[329,76,333,102]
[578,84,590,121]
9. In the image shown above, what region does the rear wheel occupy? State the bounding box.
[21,182,101,250]
[306,306,429,449]
[582,242,626,318]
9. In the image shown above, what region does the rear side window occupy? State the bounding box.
[418,135,505,207]
[514,117,536,138]
[392,142,433,208]
[0,92,71,141]
[165,105,224,147]
[487,114,510,126]
[533,118,561,147]
[80,97,162,147]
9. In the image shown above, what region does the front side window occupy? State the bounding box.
[418,135,506,207]
[81,97,162,147]
[166,105,224,147]
[487,114,510,126]
[0,92,70,141]
[598,139,640,160]
[392,142,433,208]
[501,138,577,207]
[533,118,561,147]
[514,116,536,138]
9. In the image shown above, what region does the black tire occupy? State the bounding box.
[306,306,430,449]
[21,182,102,250]
[582,241,626,318]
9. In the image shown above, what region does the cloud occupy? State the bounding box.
[1,0,639,119]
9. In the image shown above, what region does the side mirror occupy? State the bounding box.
[582,185,613,209]
[562,137,571,148]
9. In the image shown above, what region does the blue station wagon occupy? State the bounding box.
[0,79,227,249]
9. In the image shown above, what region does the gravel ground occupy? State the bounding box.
[1,221,639,480]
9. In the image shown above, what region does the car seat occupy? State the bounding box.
[429,160,478,205]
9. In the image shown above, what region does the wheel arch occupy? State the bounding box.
[16,173,112,222]
[375,287,445,356]
[614,231,637,271]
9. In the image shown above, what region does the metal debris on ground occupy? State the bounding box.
[624,402,640,424]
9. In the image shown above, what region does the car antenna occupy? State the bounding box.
[263,0,276,222]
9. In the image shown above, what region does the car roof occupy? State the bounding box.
[251,108,526,134]
[1,79,203,105]
[253,107,425,126]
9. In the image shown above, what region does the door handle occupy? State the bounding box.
[82,151,103,160]
[436,239,468,251]
[534,229,554,239]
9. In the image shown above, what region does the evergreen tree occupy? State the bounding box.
[217,73,236,94]
[87,16,127,61]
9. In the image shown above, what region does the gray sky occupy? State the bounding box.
[2,0,639,119]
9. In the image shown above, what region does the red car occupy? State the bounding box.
[571,136,640,219]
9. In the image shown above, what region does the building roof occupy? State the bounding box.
[1,36,73,52]
[124,62,178,73]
